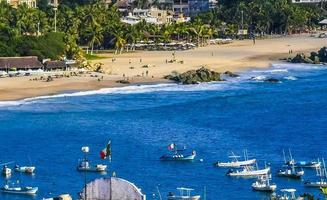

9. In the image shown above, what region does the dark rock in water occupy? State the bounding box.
[264,78,280,83]
[309,52,320,64]
[318,47,327,62]
[224,71,239,77]
[116,80,130,84]
[291,53,314,64]
[165,67,222,84]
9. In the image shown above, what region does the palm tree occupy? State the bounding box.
[111,29,126,54]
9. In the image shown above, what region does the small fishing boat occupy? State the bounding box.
[252,174,277,192]
[270,189,304,200]
[43,194,72,200]
[214,150,256,168]
[283,149,320,169]
[2,165,11,176]
[277,166,304,179]
[77,146,107,172]
[167,187,201,200]
[304,158,327,187]
[14,165,35,174]
[321,187,327,195]
[77,159,107,172]
[1,183,38,195]
[160,143,196,161]
[227,165,270,177]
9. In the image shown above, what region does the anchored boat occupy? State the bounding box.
[15,165,35,174]
[283,149,320,169]
[77,146,107,172]
[214,150,256,168]
[270,189,303,200]
[277,165,304,179]
[304,158,327,187]
[160,143,196,161]
[167,187,201,200]
[252,174,277,192]
[43,194,72,200]
[321,187,327,195]
[1,181,38,195]
[227,165,270,177]
[77,159,107,172]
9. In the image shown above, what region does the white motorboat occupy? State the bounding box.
[270,189,304,200]
[304,158,327,187]
[1,184,38,195]
[167,187,201,200]
[15,165,35,174]
[77,159,107,172]
[227,165,270,177]
[43,194,72,200]
[215,150,256,167]
[252,174,277,192]
[77,146,107,172]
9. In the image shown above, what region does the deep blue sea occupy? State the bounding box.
[0,63,327,200]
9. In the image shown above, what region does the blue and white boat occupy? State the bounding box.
[304,158,327,187]
[1,181,38,195]
[283,149,320,169]
[160,143,196,161]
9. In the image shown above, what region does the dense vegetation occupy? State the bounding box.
[0,0,325,60]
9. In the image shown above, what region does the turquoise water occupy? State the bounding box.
[0,63,326,199]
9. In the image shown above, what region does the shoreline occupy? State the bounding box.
[0,35,325,102]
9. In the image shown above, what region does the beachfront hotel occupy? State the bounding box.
[5,0,37,7]
[173,0,209,16]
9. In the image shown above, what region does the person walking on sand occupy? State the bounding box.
[129,59,131,64]
[140,58,142,63]
[146,70,148,77]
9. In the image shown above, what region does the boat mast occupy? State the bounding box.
[288,149,293,163]
[156,186,163,200]
[323,158,327,182]
[283,149,287,164]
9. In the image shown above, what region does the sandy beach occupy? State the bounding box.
[0,34,325,101]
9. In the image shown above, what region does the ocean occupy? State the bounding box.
[0,63,326,200]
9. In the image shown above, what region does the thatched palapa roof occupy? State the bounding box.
[0,56,43,70]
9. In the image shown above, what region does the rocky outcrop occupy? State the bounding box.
[290,53,314,64]
[165,67,223,84]
[264,77,280,83]
[289,47,327,64]
[116,80,130,84]
[224,71,239,77]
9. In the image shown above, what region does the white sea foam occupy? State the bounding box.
[284,76,298,81]
[0,82,239,107]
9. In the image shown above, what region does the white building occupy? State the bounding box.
[5,0,37,8]
[292,0,324,3]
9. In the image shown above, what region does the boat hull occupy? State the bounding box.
[304,181,327,187]
[252,185,277,192]
[167,195,201,200]
[160,154,195,161]
[77,165,107,172]
[15,166,35,174]
[215,159,256,168]
[227,168,270,177]
[1,187,38,195]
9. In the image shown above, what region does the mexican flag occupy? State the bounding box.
[100,140,111,160]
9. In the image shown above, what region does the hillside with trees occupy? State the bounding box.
[0,0,325,60]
